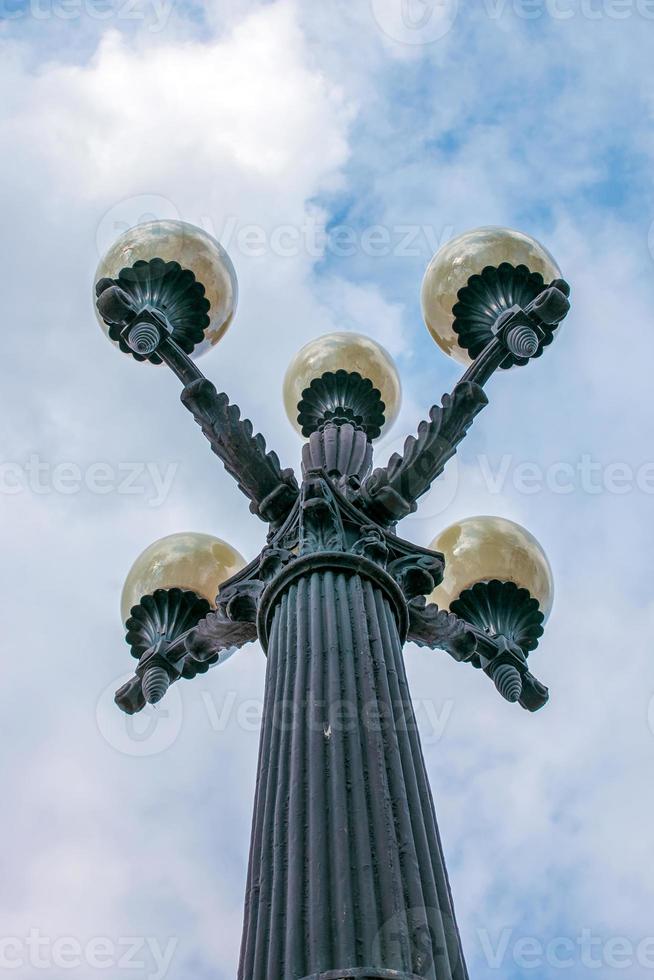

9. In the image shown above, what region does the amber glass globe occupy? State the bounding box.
[428,516,554,618]
[283,332,401,437]
[121,531,245,624]
[421,226,560,365]
[94,220,238,357]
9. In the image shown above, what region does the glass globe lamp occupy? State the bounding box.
[283,332,401,438]
[428,515,554,619]
[121,531,245,624]
[94,219,238,358]
[421,226,561,365]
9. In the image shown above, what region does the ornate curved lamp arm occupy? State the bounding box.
[180,377,299,527]
[96,281,300,528]
[356,278,571,525]
[407,597,549,712]
[357,380,488,524]
[115,581,260,715]
[406,595,478,661]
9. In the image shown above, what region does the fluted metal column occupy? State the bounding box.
[238,561,469,980]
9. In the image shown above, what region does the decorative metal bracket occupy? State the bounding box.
[181,378,300,528]
[95,258,211,362]
[356,381,488,524]
[459,275,571,388]
[453,262,569,367]
[115,583,259,715]
[451,579,544,653]
[407,597,478,663]
[297,370,386,440]
[407,589,549,712]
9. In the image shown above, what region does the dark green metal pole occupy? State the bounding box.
[238,418,469,980]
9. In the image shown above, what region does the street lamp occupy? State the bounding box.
[120,531,245,706]
[94,219,570,980]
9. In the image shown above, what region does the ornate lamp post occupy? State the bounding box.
[94,219,570,980]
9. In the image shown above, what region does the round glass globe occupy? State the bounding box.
[283,332,402,437]
[421,226,560,365]
[428,515,554,618]
[94,220,238,357]
[121,531,245,624]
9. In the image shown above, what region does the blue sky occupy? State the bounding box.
[1,1,654,978]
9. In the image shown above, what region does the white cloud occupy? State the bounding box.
[1,3,351,195]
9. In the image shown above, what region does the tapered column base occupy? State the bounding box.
[301,969,427,979]
[239,563,468,980]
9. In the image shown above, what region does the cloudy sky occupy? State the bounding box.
[1,0,654,977]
